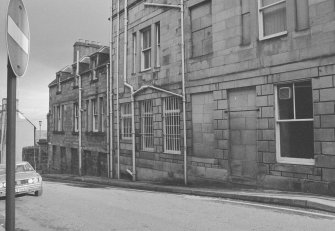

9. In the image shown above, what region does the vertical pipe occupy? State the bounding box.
[106,64,111,178]
[116,0,121,179]
[109,0,114,179]
[123,0,136,181]
[180,0,187,185]
[6,58,16,231]
[77,51,82,176]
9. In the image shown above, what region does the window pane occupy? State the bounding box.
[278,84,294,119]
[263,2,286,36]
[144,50,151,69]
[279,121,314,159]
[295,82,313,119]
[143,29,151,49]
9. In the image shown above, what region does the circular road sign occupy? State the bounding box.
[6,0,30,77]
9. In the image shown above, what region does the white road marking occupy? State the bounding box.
[8,16,29,54]
[183,195,335,219]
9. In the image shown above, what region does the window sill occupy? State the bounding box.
[190,52,213,61]
[90,78,98,84]
[164,151,181,155]
[259,31,288,41]
[85,131,105,136]
[121,139,132,143]
[53,131,65,135]
[72,131,79,135]
[140,68,152,73]
[276,157,315,166]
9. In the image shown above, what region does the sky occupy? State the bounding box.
[0,0,110,130]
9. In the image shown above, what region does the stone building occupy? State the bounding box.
[48,40,110,177]
[111,0,335,194]
[48,0,335,195]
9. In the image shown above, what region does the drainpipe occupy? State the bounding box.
[180,0,187,186]
[116,0,121,179]
[123,0,136,181]
[109,0,114,179]
[77,51,82,176]
[106,64,111,178]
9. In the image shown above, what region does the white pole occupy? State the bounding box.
[77,51,82,176]
[116,0,121,179]
[180,0,187,185]
[106,64,111,178]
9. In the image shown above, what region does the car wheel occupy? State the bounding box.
[34,189,42,196]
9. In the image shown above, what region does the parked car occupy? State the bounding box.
[0,161,42,197]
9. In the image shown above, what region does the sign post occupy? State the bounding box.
[6,0,30,230]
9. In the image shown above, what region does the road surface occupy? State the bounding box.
[0,180,334,230]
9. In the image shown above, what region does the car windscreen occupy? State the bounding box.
[15,163,34,173]
[0,163,34,174]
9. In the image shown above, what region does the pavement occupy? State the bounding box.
[42,173,335,214]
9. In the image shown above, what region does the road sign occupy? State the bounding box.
[6,0,30,77]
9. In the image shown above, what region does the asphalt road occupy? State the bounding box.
[0,180,334,231]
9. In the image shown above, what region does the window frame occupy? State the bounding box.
[155,22,161,67]
[274,81,315,165]
[57,75,61,92]
[163,97,181,154]
[258,0,288,41]
[121,103,132,140]
[74,103,79,132]
[140,100,154,151]
[132,32,137,73]
[99,97,104,132]
[141,27,152,71]
[92,99,99,132]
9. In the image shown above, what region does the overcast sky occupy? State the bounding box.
[0,0,110,130]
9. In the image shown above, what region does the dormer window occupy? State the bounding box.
[91,56,98,80]
[57,75,61,92]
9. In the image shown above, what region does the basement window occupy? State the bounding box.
[275,81,314,165]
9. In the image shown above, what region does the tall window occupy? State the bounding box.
[141,27,151,71]
[53,106,57,131]
[57,105,61,131]
[99,97,104,132]
[155,22,161,67]
[121,103,132,139]
[163,97,181,154]
[132,32,137,73]
[140,100,154,151]
[258,0,287,40]
[74,103,79,132]
[241,0,251,45]
[275,81,314,164]
[295,0,309,31]
[85,100,90,132]
[92,99,98,132]
[190,1,213,57]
